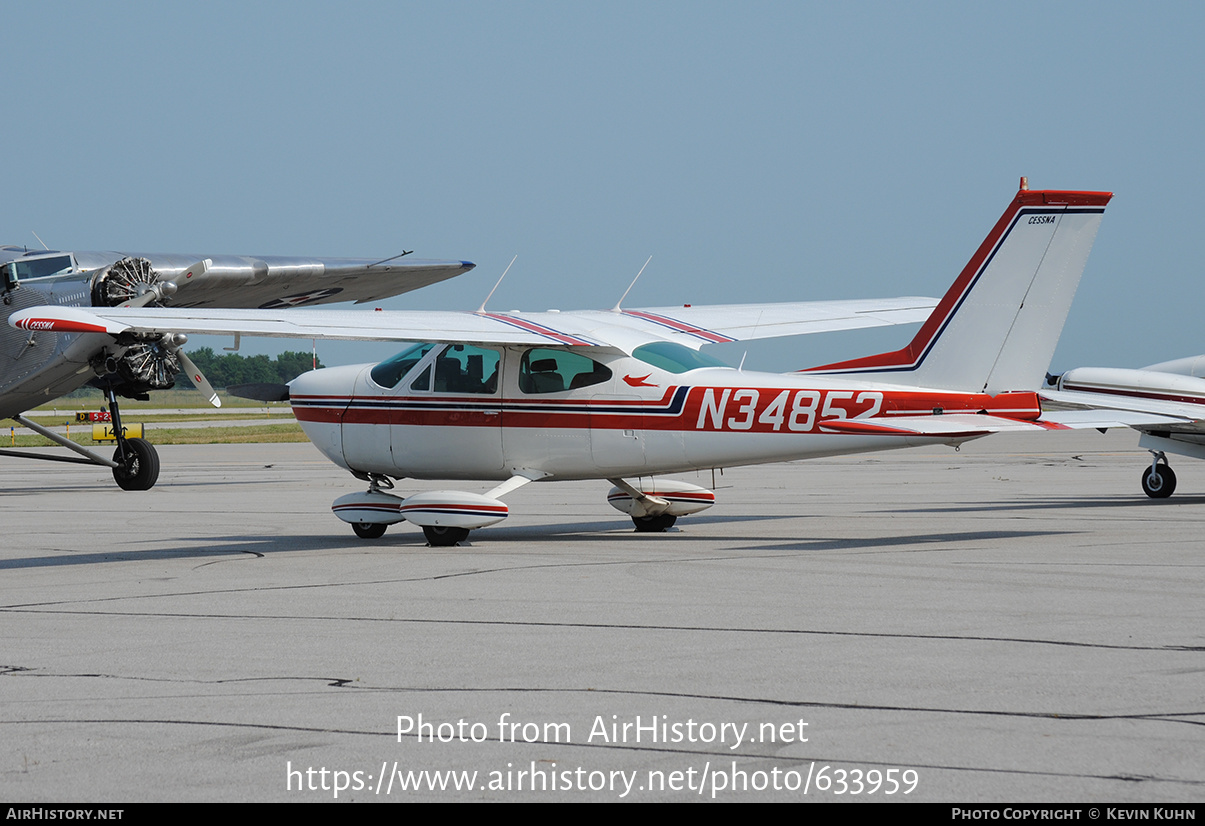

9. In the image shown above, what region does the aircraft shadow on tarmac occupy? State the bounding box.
[0,516,795,569]
[725,529,1069,554]
[0,534,347,570]
[0,521,1067,571]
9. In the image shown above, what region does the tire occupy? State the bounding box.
[112,438,160,491]
[423,525,470,546]
[352,522,387,539]
[632,514,677,532]
[1141,464,1177,499]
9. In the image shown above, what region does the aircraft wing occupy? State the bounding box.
[137,255,476,308]
[9,295,937,351]
[599,297,937,347]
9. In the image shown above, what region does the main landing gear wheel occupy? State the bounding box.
[423,525,470,547]
[632,514,677,532]
[112,438,160,491]
[352,522,388,539]
[1141,464,1177,499]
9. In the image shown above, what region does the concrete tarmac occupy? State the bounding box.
[1,431,1202,803]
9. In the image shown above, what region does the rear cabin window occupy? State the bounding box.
[631,341,728,374]
[519,348,611,394]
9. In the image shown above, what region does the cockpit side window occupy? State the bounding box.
[519,348,612,394]
[431,344,500,394]
[14,255,73,280]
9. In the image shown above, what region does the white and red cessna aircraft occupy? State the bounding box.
[12,182,1114,544]
[1043,356,1205,498]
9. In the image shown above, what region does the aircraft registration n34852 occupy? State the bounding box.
[14,181,1114,544]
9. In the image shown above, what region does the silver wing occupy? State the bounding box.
[12,249,476,309]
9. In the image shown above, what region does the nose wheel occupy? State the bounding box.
[105,387,159,491]
[112,437,160,491]
[1141,452,1177,499]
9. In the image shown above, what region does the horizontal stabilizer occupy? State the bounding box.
[818,414,1042,438]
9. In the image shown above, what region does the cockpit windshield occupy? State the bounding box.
[370,342,436,388]
[11,254,73,280]
[631,341,730,374]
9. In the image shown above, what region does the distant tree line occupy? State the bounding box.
[175,348,322,389]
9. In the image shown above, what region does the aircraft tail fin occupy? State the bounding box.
[805,182,1111,394]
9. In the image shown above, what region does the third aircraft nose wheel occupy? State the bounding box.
[1141,452,1177,499]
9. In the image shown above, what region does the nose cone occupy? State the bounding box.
[289,363,366,399]
[288,363,372,471]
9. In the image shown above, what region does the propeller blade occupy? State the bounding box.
[179,258,210,285]
[178,350,221,407]
[119,259,207,308]
[227,383,291,403]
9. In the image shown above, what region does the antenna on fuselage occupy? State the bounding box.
[612,255,652,312]
[477,254,518,313]
[31,231,49,250]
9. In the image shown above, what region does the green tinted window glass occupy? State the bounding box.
[631,341,728,374]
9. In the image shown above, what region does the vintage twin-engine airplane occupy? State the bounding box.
[13,183,1114,544]
[1043,356,1205,498]
[0,244,474,489]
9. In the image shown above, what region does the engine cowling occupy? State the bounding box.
[91,257,160,307]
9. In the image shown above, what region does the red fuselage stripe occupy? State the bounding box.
[292,389,1041,434]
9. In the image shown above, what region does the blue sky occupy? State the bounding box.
[3,2,1201,372]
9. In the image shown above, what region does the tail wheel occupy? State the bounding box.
[423,525,470,546]
[1141,464,1177,499]
[112,438,160,491]
[352,522,387,539]
[632,514,677,532]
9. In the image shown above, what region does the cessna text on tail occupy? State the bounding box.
[13,183,1112,544]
